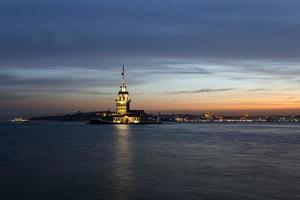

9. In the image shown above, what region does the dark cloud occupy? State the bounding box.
[0,72,144,89]
[0,92,31,102]
[0,73,18,82]
[247,88,270,92]
[149,67,211,75]
[0,73,114,88]
[224,102,295,106]
[166,88,234,95]
[1,0,300,69]
[86,91,113,95]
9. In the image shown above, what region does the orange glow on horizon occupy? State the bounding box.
[3,92,300,116]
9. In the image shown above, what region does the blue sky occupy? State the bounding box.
[1,0,300,118]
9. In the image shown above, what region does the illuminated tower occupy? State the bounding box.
[115,65,131,115]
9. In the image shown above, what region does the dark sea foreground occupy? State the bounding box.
[0,121,300,200]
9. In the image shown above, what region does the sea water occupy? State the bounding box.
[0,121,300,200]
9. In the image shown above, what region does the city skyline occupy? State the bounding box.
[1,0,300,119]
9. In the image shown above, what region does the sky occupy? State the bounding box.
[1,0,300,119]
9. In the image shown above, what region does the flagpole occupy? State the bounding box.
[122,64,125,84]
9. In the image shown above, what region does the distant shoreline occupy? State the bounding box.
[29,111,300,124]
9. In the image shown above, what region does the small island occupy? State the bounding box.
[32,66,161,125]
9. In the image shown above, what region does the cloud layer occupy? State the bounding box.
[1,0,300,118]
[1,0,300,68]
[167,88,234,95]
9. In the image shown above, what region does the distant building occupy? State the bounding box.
[201,112,214,121]
[112,66,146,124]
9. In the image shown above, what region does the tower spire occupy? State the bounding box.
[121,64,125,84]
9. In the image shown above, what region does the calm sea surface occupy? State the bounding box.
[0,121,300,200]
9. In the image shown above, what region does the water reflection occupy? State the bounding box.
[113,125,135,199]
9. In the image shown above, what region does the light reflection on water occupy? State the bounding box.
[113,125,135,199]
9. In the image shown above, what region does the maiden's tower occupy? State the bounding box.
[112,66,146,124]
[89,66,160,124]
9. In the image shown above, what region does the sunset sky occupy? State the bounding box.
[1,0,300,118]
